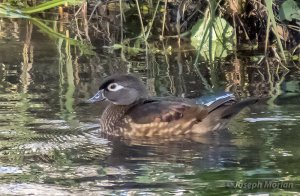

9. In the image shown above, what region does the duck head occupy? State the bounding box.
[88,74,148,105]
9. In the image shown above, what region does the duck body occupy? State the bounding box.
[88,74,258,138]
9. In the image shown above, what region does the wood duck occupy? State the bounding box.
[88,74,258,138]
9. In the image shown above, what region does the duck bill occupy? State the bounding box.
[87,90,106,103]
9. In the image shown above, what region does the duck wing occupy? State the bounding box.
[126,100,208,124]
[207,97,259,119]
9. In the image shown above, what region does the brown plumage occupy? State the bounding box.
[88,74,258,138]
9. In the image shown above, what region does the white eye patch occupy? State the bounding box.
[107,83,124,91]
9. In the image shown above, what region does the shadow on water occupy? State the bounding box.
[0,17,300,195]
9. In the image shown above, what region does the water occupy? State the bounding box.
[0,18,300,195]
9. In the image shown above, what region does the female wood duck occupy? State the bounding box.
[88,74,258,138]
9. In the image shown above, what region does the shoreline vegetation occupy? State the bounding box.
[0,0,299,63]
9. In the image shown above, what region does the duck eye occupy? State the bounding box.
[107,83,123,91]
[108,83,116,90]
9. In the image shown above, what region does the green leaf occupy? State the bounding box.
[21,0,81,14]
[0,4,28,18]
[30,18,95,55]
[279,0,300,22]
[0,0,82,17]
[190,16,235,61]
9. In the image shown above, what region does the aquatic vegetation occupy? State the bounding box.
[0,0,94,55]
[0,0,81,15]
[0,0,299,63]
[89,0,299,65]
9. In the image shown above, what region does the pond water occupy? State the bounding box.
[0,18,300,195]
